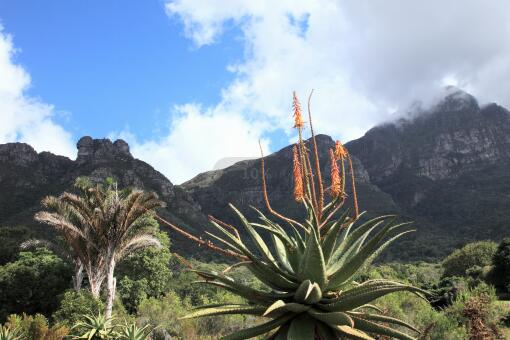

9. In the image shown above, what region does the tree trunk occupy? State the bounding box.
[73,261,84,291]
[89,274,103,298]
[105,257,116,319]
[86,263,105,299]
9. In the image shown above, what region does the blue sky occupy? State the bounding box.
[0,0,242,140]
[1,1,509,183]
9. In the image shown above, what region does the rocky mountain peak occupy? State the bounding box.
[434,86,479,113]
[311,134,335,147]
[77,136,132,163]
[0,143,39,166]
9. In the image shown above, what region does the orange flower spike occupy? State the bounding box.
[293,145,304,202]
[334,140,348,159]
[329,149,342,198]
[292,91,305,129]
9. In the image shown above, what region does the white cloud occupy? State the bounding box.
[163,0,510,137]
[0,27,75,158]
[118,104,270,184]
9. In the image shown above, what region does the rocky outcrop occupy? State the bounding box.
[347,89,510,203]
[0,143,39,166]
[77,136,132,163]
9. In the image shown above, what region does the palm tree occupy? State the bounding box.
[35,181,107,296]
[82,181,165,318]
[35,178,165,318]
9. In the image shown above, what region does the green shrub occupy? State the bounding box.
[445,283,506,331]
[442,241,497,278]
[362,262,443,287]
[116,231,172,313]
[0,226,34,265]
[3,313,69,340]
[136,291,189,339]
[376,291,468,339]
[52,290,104,327]
[136,289,255,339]
[427,276,468,310]
[492,237,510,292]
[0,248,72,320]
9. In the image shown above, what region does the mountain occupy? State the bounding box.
[1,88,509,262]
[0,136,209,260]
[180,134,398,227]
[182,88,510,260]
[346,88,510,259]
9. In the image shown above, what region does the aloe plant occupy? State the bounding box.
[117,323,152,340]
[160,92,427,339]
[71,313,118,339]
[0,326,20,340]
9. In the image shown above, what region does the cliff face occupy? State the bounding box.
[0,143,73,227]
[181,134,399,232]
[0,137,208,256]
[72,137,206,227]
[348,91,510,187]
[346,89,510,258]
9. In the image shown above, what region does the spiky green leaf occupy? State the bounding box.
[287,314,315,340]
[181,305,266,319]
[220,314,294,340]
[308,309,354,327]
[351,317,416,340]
[298,227,327,287]
[348,312,420,333]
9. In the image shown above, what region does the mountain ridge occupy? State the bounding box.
[1,89,509,261]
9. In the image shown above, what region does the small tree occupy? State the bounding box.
[81,181,165,318]
[442,241,497,278]
[491,238,510,292]
[0,248,71,320]
[116,230,172,313]
[20,238,84,291]
[52,290,104,327]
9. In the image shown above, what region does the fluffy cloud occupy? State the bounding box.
[164,0,510,133]
[120,103,270,184]
[167,1,510,124]
[0,27,75,158]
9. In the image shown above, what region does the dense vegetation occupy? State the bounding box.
[1,238,510,338]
